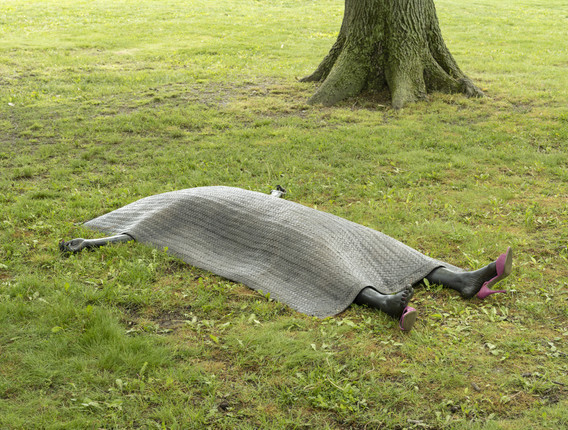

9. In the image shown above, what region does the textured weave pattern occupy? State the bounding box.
[84,186,461,317]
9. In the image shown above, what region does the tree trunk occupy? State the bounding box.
[301,0,483,109]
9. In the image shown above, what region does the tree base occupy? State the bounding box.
[301,0,483,109]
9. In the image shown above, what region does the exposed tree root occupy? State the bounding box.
[308,43,372,106]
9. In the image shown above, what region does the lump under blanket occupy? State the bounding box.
[84,186,459,317]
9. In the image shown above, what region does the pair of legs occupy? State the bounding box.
[354,262,498,315]
[355,249,512,330]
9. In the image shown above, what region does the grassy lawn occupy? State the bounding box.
[1,0,567,428]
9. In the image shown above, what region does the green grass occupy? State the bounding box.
[1,0,567,428]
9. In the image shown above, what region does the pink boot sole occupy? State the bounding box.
[399,306,417,331]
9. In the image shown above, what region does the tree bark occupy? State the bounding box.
[301,0,483,109]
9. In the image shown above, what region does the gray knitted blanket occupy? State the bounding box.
[84,186,459,317]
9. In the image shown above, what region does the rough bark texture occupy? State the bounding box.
[301,0,483,109]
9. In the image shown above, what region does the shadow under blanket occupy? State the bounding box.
[84,186,460,317]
